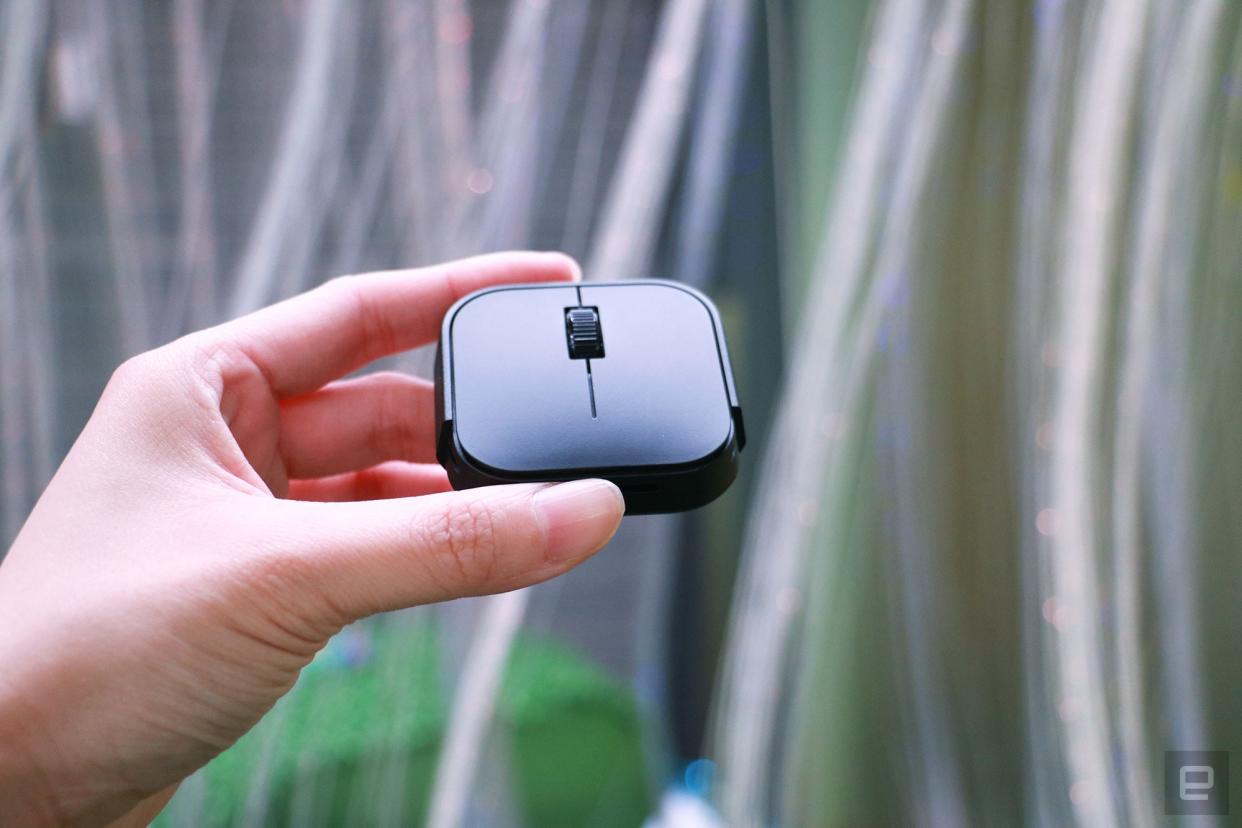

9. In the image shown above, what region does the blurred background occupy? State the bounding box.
[2,0,1241,825]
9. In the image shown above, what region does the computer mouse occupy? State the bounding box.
[434,280,745,514]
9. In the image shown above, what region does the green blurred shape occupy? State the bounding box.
[154,622,650,827]
[501,638,651,828]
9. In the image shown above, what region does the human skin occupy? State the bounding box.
[0,252,625,826]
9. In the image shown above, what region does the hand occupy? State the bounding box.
[0,252,625,827]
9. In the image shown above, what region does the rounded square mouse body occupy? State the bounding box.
[435,280,745,513]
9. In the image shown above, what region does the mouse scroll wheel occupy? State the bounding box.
[566,306,604,359]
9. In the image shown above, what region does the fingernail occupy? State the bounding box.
[533,479,624,563]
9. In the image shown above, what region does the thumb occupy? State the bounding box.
[269,479,624,622]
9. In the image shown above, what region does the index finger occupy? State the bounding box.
[211,251,580,396]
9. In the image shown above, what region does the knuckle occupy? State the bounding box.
[417,498,501,589]
[108,351,155,388]
[371,375,422,460]
[182,337,240,382]
[367,369,409,386]
[331,274,400,360]
[103,349,189,422]
[350,467,387,501]
[323,272,359,289]
[113,336,238,401]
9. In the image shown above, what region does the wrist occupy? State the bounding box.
[0,624,166,827]
[0,685,161,827]
[0,674,62,827]
[0,632,135,826]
